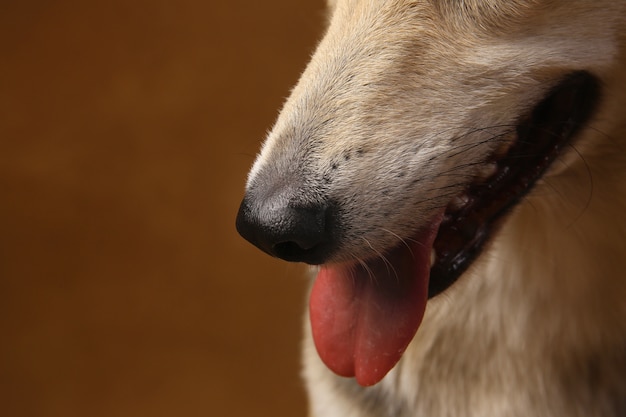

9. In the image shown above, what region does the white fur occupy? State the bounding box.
[246,1,626,415]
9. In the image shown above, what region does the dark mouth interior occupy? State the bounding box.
[428,71,601,298]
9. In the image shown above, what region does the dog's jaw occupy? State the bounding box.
[237,45,605,389]
[305,71,602,386]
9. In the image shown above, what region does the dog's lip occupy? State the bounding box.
[428,71,601,298]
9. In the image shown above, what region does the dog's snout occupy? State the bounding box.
[236,190,337,264]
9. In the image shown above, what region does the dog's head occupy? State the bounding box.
[236,0,622,386]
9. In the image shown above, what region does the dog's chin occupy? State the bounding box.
[427,70,601,298]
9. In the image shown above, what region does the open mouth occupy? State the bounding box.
[429,71,601,297]
[309,71,601,386]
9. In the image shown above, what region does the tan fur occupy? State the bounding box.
[246,1,626,415]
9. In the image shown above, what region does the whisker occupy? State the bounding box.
[380,228,415,260]
[442,131,515,160]
[362,237,400,284]
[356,256,376,285]
[565,142,594,228]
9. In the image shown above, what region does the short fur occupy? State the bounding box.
[245,1,626,416]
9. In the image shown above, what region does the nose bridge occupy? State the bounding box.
[246,110,318,190]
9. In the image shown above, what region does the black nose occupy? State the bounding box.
[235,190,336,264]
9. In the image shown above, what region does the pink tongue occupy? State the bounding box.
[309,223,439,386]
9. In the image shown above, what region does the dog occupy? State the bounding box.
[236,0,626,415]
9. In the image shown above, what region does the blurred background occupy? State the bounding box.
[0,1,326,416]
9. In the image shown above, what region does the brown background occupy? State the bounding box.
[0,1,326,416]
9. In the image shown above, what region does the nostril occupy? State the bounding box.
[269,207,332,263]
[273,241,312,261]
